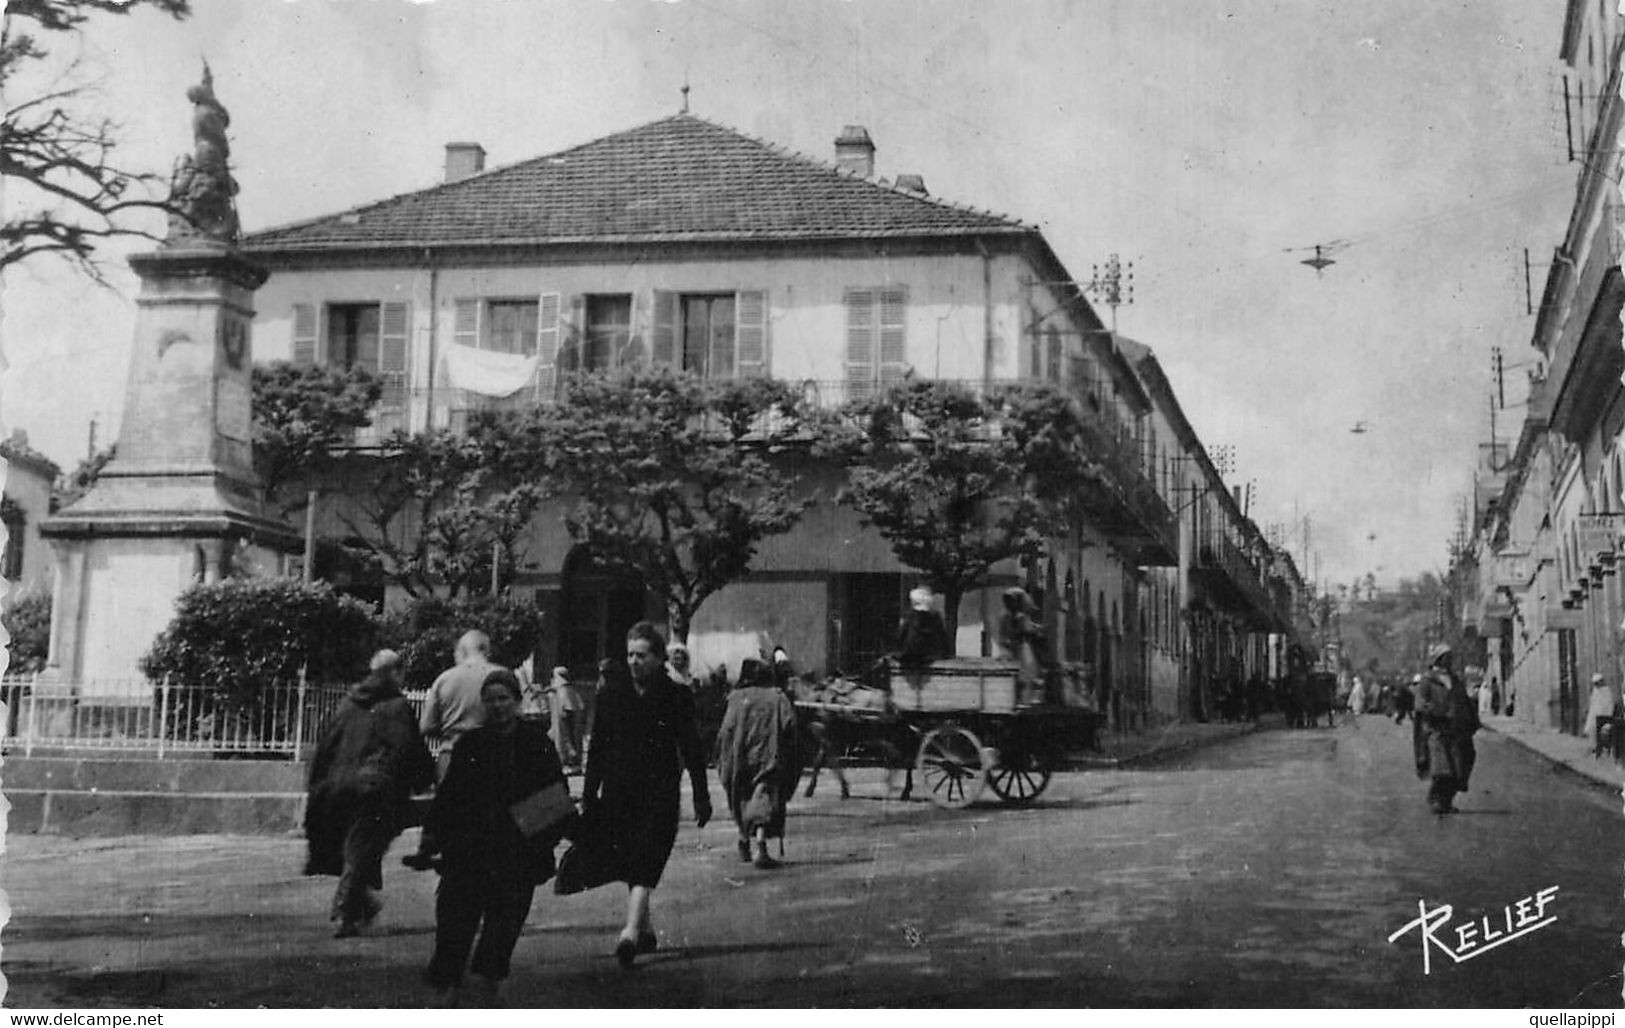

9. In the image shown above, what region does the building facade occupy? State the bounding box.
[1467,0,1623,735]
[241,113,1296,719]
[1,430,61,600]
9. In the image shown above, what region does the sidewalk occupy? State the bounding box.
[1482,714,1625,793]
[1066,716,1263,769]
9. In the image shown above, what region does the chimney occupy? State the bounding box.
[895,173,928,195]
[834,125,875,178]
[444,142,486,184]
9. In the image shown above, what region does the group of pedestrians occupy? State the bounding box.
[303,622,730,1006]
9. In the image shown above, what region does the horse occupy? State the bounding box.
[794,675,917,801]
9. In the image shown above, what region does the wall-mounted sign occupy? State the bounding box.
[1577,513,1620,568]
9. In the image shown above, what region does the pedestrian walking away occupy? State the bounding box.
[548,665,585,769]
[1413,643,1480,814]
[716,656,800,870]
[420,630,501,780]
[304,649,435,938]
[582,621,713,968]
[406,668,570,1008]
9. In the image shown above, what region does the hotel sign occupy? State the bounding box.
[1493,552,1532,590]
[1577,513,1622,572]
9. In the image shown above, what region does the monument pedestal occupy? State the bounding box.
[41,244,300,685]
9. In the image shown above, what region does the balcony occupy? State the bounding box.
[334,374,1180,561]
[1193,533,1280,630]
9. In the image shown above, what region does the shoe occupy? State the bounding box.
[466,974,501,1008]
[753,851,782,870]
[616,935,638,968]
[737,840,752,863]
[429,985,459,1009]
[637,929,659,955]
[333,921,361,939]
[361,895,382,926]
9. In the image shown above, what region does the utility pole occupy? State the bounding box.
[1494,346,1505,410]
[1523,249,1534,316]
[1087,253,1135,335]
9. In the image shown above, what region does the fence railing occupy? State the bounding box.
[0,675,418,760]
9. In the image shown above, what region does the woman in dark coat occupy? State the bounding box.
[410,669,568,1007]
[583,621,712,968]
[304,649,434,938]
[716,657,800,869]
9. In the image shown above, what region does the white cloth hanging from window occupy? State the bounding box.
[441,340,539,397]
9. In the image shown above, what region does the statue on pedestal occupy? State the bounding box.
[167,62,241,245]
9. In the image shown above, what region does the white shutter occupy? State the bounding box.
[292,304,318,365]
[879,286,907,386]
[453,299,480,350]
[735,290,767,378]
[536,292,562,402]
[845,288,876,400]
[651,291,678,367]
[379,302,410,412]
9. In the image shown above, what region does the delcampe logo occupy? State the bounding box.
[1387,886,1559,974]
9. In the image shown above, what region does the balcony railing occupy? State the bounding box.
[335,373,1179,558]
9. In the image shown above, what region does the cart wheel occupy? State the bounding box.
[988,750,1053,805]
[916,725,987,808]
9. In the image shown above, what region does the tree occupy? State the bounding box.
[140,578,377,697]
[2,591,52,674]
[377,594,542,691]
[534,368,814,644]
[2,0,192,282]
[825,378,1092,654]
[250,360,382,510]
[335,418,543,599]
[52,440,114,512]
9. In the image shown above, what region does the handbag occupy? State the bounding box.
[509,781,576,839]
[553,808,619,895]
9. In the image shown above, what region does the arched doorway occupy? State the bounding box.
[558,547,648,679]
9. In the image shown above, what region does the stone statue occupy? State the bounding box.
[167,62,241,245]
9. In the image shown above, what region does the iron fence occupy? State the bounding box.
[0,675,429,760]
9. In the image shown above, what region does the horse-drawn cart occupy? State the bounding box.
[796,658,1103,809]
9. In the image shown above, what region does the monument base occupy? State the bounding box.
[42,485,299,683]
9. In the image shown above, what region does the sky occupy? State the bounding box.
[0,0,1581,591]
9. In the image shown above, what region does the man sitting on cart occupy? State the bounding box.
[897,585,951,668]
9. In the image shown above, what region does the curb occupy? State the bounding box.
[1482,723,1624,796]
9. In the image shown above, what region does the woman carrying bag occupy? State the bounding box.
[405,668,572,1007]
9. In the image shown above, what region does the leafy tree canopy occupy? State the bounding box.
[336,418,543,599]
[823,377,1094,652]
[251,360,382,508]
[140,578,377,698]
[533,368,814,643]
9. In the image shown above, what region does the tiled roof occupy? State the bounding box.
[243,114,1035,253]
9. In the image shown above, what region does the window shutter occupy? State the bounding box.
[879,286,907,386]
[845,288,877,400]
[379,302,410,410]
[735,290,767,378]
[651,290,678,367]
[453,299,480,350]
[536,292,562,401]
[292,304,318,365]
